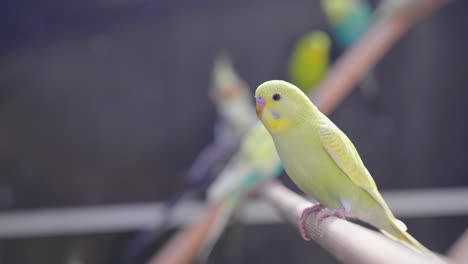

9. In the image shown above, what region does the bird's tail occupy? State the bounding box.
[379,217,432,256]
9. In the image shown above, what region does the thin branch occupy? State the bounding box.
[146,202,224,264]
[260,181,449,264]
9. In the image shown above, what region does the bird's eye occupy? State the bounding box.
[272,93,281,101]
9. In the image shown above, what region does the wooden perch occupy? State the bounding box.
[260,181,449,264]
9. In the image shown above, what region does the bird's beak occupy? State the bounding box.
[255,96,265,119]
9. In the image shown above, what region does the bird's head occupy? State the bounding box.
[321,0,354,25]
[304,31,331,55]
[210,53,250,105]
[255,80,314,134]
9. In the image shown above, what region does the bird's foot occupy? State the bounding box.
[299,205,348,241]
[316,208,347,224]
[299,204,325,241]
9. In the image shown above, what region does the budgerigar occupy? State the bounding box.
[288,31,331,95]
[254,80,431,255]
[197,122,282,261]
[321,0,372,47]
[207,122,282,203]
[210,53,256,143]
[166,53,256,216]
[321,0,379,100]
[182,53,257,190]
[119,54,255,264]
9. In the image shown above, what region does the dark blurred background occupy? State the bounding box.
[0,0,466,263]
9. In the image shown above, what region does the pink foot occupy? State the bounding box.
[299,204,325,240]
[316,208,347,224]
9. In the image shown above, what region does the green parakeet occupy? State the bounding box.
[207,122,282,202]
[191,54,261,261]
[210,53,256,142]
[198,122,282,261]
[288,31,331,94]
[321,0,379,100]
[187,53,256,187]
[254,80,431,255]
[119,53,254,263]
[321,0,372,47]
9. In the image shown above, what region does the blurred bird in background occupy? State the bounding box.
[197,122,283,262]
[210,53,257,143]
[321,0,372,48]
[288,30,331,96]
[321,0,379,101]
[118,54,256,264]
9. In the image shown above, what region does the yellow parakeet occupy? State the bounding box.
[321,0,372,47]
[254,80,431,255]
[197,122,282,261]
[288,31,331,94]
[121,54,254,263]
[207,122,282,202]
[211,53,256,142]
[321,0,380,100]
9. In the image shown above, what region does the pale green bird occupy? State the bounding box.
[210,53,256,142]
[197,122,282,261]
[288,31,331,94]
[321,0,372,48]
[321,0,380,100]
[208,122,282,202]
[254,80,431,255]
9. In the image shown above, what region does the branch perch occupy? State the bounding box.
[260,181,448,264]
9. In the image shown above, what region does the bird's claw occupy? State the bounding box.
[316,208,347,224]
[299,204,325,240]
[299,205,347,241]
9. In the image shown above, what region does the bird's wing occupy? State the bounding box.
[319,123,390,211]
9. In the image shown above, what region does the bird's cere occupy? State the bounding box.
[255,97,266,118]
[255,97,266,105]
